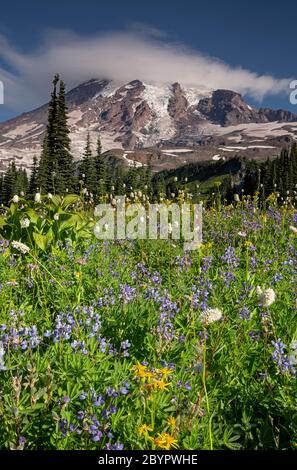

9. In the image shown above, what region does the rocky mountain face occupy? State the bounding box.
[197,90,297,126]
[1,78,297,173]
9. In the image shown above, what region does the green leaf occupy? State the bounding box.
[33,232,47,251]
[0,216,7,228]
[62,194,81,208]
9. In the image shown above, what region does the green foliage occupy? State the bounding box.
[0,194,92,254]
[0,199,296,450]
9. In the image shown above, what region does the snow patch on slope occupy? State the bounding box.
[122,153,144,167]
[4,122,41,139]
[142,82,175,142]
[183,85,212,107]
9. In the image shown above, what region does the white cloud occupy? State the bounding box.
[0,27,291,114]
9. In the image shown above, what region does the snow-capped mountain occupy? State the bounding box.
[1,78,297,173]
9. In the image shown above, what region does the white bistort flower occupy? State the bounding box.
[34,193,41,203]
[12,195,19,203]
[54,213,60,221]
[199,308,223,326]
[289,225,297,234]
[0,341,7,371]
[11,241,30,254]
[289,340,297,366]
[257,287,275,307]
[20,218,30,229]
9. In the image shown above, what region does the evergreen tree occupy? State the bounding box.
[38,74,59,192]
[79,132,96,193]
[56,79,74,192]
[29,156,39,195]
[94,136,106,197]
[1,162,28,204]
[126,162,139,191]
[145,156,153,196]
[37,75,74,194]
[2,163,15,204]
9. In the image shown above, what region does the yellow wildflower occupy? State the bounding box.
[133,364,148,378]
[154,432,179,450]
[153,380,171,391]
[138,424,153,436]
[143,370,157,381]
[159,367,174,378]
[167,416,176,428]
[74,271,81,279]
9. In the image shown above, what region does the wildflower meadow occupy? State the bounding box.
[0,190,296,451]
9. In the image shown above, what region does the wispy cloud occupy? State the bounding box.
[0,26,291,114]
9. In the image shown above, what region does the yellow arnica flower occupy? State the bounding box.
[159,367,174,378]
[154,432,179,450]
[153,380,171,391]
[143,370,157,381]
[133,364,148,378]
[74,271,81,278]
[167,416,176,428]
[138,424,153,436]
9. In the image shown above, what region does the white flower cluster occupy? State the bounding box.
[199,307,223,325]
[256,286,276,307]
[289,340,297,366]
[0,341,6,370]
[34,193,41,203]
[20,218,30,229]
[11,241,30,254]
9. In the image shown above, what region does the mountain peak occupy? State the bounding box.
[1,78,297,173]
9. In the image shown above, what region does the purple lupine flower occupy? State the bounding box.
[239,307,251,320]
[79,392,87,400]
[92,431,103,442]
[248,330,262,341]
[59,419,68,437]
[184,381,192,391]
[77,411,84,420]
[93,395,105,407]
[271,339,295,374]
[19,436,26,446]
[106,442,124,450]
[119,284,136,304]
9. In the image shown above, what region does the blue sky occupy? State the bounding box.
[1,0,297,121]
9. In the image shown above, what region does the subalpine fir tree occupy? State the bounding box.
[17,169,29,195]
[113,164,125,194]
[94,136,106,197]
[1,162,15,204]
[38,75,59,192]
[37,75,74,194]
[145,156,153,196]
[0,175,3,204]
[29,156,39,195]
[1,162,28,204]
[56,79,74,192]
[126,162,139,191]
[79,132,96,193]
